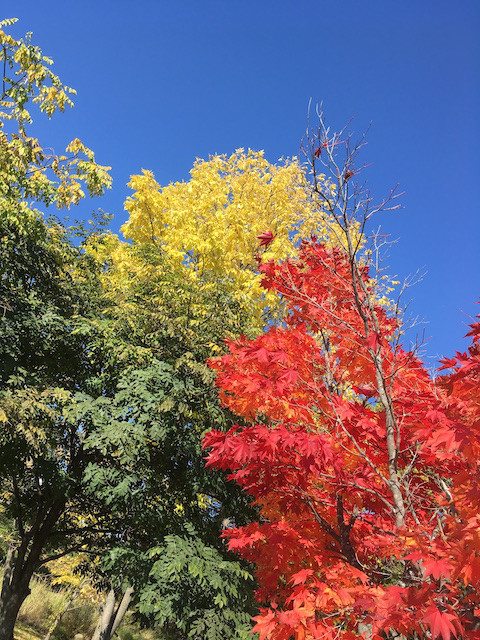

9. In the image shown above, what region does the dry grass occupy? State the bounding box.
[14,623,42,640]
[12,575,162,640]
[18,577,66,632]
[16,576,97,639]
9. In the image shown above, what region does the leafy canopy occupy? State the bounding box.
[122,149,340,331]
[204,122,480,640]
[205,239,480,640]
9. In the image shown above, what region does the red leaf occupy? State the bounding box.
[252,610,277,640]
[465,320,480,341]
[257,230,276,248]
[422,606,460,640]
[352,385,376,398]
[289,568,314,585]
[279,369,298,386]
[438,357,457,371]
[365,332,382,352]
[231,438,251,463]
[422,557,453,580]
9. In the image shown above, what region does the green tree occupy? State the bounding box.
[82,242,258,639]
[0,18,257,639]
[0,211,257,640]
[0,17,112,638]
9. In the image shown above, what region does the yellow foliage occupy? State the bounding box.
[122,149,337,330]
[0,18,111,212]
[47,554,99,602]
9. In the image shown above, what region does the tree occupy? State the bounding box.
[0,179,257,640]
[122,148,344,332]
[83,241,260,639]
[203,116,480,640]
[0,17,112,639]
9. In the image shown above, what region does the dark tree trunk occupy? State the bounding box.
[0,499,66,640]
[0,594,27,640]
[0,551,32,640]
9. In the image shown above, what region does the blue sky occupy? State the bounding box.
[5,1,479,364]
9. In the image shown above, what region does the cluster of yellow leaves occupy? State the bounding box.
[121,149,340,331]
[0,18,112,211]
[0,17,75,124]
[47,554,100,602]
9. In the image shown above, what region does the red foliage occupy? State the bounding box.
[204,240,480,640]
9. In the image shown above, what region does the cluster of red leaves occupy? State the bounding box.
[203,241,480,640]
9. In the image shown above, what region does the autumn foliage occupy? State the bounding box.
[204,238,480,640]
[121,149,345,331]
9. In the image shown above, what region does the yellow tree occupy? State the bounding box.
[122,149,339,332]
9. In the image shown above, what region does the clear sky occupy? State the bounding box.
[5,1,479,364]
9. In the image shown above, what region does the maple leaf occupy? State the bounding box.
[426,426,459,454]
[425,408,448,423]
[465,319,480,341]
[244,378,262,393]
[270,350,290,365]
[365,332,382,352]
[438,357,457,371]
[422,557,453,580]
[333,397,357,421]
[289,568,314,585]
[404,551,424,563]
[279,369,298,386]
[257,230,276,248]
[227,528,265,550]
[231,438,252,463]
[422,606,460,640]
[250,345,271,364]
[253,610,277,640]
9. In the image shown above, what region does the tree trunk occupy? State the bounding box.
[90,601,105,640]
[0,499,66,640]
[92,589,115,640]
[0,564,31,640]
[109,587,134,638]
[0,594,27,640]
[91,587,133,640]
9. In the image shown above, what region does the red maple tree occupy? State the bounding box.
[203,116,480,640]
